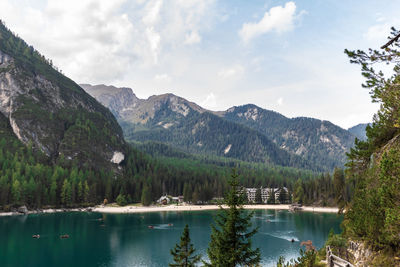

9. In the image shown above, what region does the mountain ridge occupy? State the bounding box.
[348,123,370,141]
[81,84,358,170]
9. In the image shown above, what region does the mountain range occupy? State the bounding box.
[81,84,365,171]
[0,17,367,174]
[0,19,352,209]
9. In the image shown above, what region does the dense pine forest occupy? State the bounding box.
[0,129,345,210]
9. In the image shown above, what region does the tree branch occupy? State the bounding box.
[381,32,400,49]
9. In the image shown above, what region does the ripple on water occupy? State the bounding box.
[261,231,300,242]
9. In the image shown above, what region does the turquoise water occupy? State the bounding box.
[0,210,342,267]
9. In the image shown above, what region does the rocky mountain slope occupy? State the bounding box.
[348,123,369,141]
[81,85,312,169]
[0,22,126,169]
[82,84,358,170]
[221,104,356,170]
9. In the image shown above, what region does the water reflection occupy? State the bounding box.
[0,210,342,267]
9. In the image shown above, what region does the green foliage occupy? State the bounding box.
[182,183,192,203]
[293,179,304,204]
[267,188,276,204]
[333,168,346,213]
[277,250,320,267]
[141,185,152,206]
[295,249,318,267]
[116,194,127,206]
[169,224,200,267]
[343,27,400,260]
[279,187,289,204]
[325,229,347,259]
[255,188,262,204]
[205,169,260,266]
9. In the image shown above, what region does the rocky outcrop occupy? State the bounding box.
[80,84,140,119]
[347,241,375,267]
[81,84,206,125]
[111,151,125,164]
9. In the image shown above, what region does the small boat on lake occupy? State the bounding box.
[32,234,40,239]
[168,223,173,226]
[148,226,154,229]
[60,234,70,239]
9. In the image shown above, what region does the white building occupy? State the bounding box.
[157,195,170,205]
[245,187,289,204]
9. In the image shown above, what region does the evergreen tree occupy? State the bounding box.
[78,181,83,203]
[333,168,345,213]
[192,189,199,205]
[342,28,400,263]
[205,169,260,266]
[49,180,57,205]
[83,180,90,203]
[255,187,262,204]
[267,188,276,204]
[61,179,71,206]
[11,179,21,204]
[183,183,192,203]
[141,185,152,206]
[279,188,288,204]
[116,193,127,206]
[294,179,304,204]
[169,224,200,267]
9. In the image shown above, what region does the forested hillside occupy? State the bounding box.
[0,21,126,170]
[82,84,358,171]
[126,109,314,170]
[341,28,400,266]
[221,104,355,170]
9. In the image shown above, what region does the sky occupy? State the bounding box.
[0,0,399,128]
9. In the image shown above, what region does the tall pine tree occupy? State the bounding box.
[170,224,200,267]
[205,169,260,266]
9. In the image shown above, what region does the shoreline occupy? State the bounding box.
[0,204,339,217]
[93,204,338,214]
[0,207,93,217]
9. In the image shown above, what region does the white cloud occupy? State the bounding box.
[201,93,217,109]
[184,31,201,45]
[239,1,298,43]
[146,27,161,64]
[218,64,244,79]
[0,0,216,83]
[154,73,172,83]
[142,0,163,25]
[364,23,391,41]
[0,0,135,83]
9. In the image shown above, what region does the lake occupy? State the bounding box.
[0,210,342,266]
